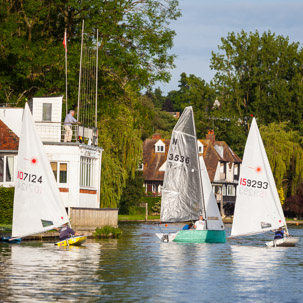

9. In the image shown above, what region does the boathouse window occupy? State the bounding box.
[42,103,52,121]
[0,155,14,183]
[80,157,95,187]
[51,162,68,184]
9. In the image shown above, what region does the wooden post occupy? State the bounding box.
[140,203,148,221]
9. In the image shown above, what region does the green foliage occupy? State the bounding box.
[0,0,181,105]
[99,95,143,208]
[119,171,145,214]
[0,187,14,224]
[142,196,161,214]
[210,30,303,132]
[260,122,303,196]
[93,226,122,238]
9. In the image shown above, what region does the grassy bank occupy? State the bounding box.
[118,214,160,221]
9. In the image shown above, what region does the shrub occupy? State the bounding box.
[93,226,122,238]
[0,187,14,224]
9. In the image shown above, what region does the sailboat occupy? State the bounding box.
[230,118,299,247]
[2,103,86,246]
[156,106,226,243]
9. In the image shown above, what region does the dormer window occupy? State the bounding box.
[197,140,204,153]
[154,140,165,153]
[157,145,164,152]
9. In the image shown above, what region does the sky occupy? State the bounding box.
[156,0,303,94]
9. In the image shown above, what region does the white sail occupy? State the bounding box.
[12,103,69,238]
[199,156,224,230]
[160,106,204,222]
[231,118,285,237]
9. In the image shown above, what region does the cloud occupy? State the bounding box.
[155,0,303,94]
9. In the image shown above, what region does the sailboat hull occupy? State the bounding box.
[265,236,299,247]
[156,230,226,243]
[55,236,87,247]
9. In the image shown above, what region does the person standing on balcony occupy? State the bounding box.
[64,110,78,142]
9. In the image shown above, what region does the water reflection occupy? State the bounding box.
[0,241,102,302]
[0,224,302,303]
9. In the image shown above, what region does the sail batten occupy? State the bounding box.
[12,103,69,239]
[231,118,285,238]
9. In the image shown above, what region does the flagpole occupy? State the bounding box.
[64,28,68,116]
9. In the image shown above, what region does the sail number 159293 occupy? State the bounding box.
[240,178,268,189]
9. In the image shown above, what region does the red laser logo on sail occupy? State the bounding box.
[248,166,262,173]
[24,157,39,165]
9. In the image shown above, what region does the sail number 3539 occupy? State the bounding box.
[240,178,268,189]
[168,153,190,164]
[17,171,43,183]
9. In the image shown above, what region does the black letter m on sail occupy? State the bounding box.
[172,138,178,145]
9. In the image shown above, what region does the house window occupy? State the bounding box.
[222,185,226,196]
[198,145,203,153]
[42,103,52,121]
[0,155,14,183]
[234,164,238,175]
[157,145,164,152]
[51,162,68,184]
[227,185,235,196]
[80,157,95,187]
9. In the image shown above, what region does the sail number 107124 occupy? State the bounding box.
[17,171,43,183]
[240,178,268,189]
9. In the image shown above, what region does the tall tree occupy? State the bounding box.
[1,0,181,208]
[260,122,303,197]
[210,30,303,132]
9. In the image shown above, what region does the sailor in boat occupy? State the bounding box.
[58,223,81,241]
[182,222,193,230]
[193,214,207,230]
[273,227,287,240]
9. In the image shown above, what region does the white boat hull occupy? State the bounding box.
[265,237,299,247]
[156,233,177,242]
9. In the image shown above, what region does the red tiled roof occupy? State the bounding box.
[0,120,19,151]
[143,138,170,181]
[143,135,242,183]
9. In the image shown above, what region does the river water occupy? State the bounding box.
[0,223,303,303]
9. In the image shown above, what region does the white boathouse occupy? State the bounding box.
[0,96,119,228]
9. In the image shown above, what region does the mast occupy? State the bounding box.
[192,109,207,226]
[77,20,84,119]
[95,29,98,128]
[64,28,68,116]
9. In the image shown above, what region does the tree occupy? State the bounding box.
[119,171,145,214]
[283,183,303,218]
[1,0,181,208]
[260,122,303,197]
[210,30,303,132]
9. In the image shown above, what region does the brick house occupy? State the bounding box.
[142,131,242,216]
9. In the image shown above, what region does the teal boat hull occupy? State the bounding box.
[173,230,226,243]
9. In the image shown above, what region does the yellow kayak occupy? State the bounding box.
[55,236,87,247]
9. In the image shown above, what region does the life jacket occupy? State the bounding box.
[274,230,284,239]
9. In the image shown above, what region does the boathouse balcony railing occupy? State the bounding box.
[34,122,98,145]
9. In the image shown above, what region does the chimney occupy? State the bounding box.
[206,129,215,144]
[152,133,162,140]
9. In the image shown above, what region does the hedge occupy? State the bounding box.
[0,187,14,224]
